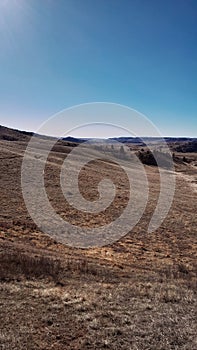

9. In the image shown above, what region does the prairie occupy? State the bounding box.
[0,126,196,349]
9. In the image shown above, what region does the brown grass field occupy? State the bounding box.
[0,127,197,349]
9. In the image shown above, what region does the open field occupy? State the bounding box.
[0,127,197,349]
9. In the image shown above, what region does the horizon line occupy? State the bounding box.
[1,123,197,140]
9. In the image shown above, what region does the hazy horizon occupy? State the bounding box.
[1,121,196,140]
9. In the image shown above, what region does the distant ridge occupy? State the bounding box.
[0,125,196,149]
[62,136,86,143]
[110,136,196,144]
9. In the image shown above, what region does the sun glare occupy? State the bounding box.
[0,0,27,49]
[0,0,8,6]
[0,0,24,11]
[0,0,13,9]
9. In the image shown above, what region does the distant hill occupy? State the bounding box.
[0,125,196,148]
[0,125,34,141]
[111,136,196,144]
[0,125,87,144]
[62,136,86,143]
[110,137,145,145]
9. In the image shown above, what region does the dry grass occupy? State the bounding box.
[0,251,61,282]
[0,135,197,349]
[0,270,196,350]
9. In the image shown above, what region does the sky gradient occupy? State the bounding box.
[0,0,196,137]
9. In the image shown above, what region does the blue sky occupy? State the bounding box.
[0,0,196,137]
